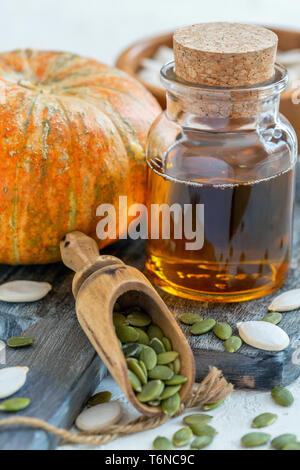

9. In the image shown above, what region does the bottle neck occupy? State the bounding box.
[161,61,287,133]
[166,90,281,132]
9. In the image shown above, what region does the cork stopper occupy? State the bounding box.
[173,23,278,87]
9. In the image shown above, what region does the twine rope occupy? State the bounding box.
[0,367,233,446]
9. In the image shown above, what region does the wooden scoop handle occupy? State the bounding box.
[60,231,100,272]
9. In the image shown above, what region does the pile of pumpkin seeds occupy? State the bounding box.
[114,303,187,414]
[179,313,242,353]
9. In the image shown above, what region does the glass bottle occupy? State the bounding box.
[145,23,297,302]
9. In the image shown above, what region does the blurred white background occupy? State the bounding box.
[0,0,300,64]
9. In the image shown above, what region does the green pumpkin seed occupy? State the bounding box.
[148,365,174,380]
[283,442,300,450]
[147,324,164,341]
[173,357,181,374]
[122,343,142,358]
[162,337,172,351]
[190,435,213,450]
[162,392,181,416]
[127,311,152,327]
[134,328,150,345]
[126,358,147,384]
[213,322,232,340]
[113,312,128,326]
[138,360,148,380]
[149,338,165,354]
[87,391,111,408]
[127,370,142,392]
[224,336,242,353]
[126,356,137,365]
[183,414,213,426]
[271,434,297,450]
[158,381,165,396]
[262,312,282,325]
[179,314,203,325]
[252,412,277,428]
[7,336,35,348]
[191,319,216,335]
[172,427,193,447]
[116,325,139,343]
[113,302,121,312]
[271,386,294,407]
[137,380,163,402]
[189,423,217,436]
[153,436,174,450]
[165,375,187,385]
[157,351,178,365]
[0,397,30,412]
[148,400,161,407]
[241,432,271,448]
[203,399,225,410]
[140,346,157,370]
[159,385,182,400]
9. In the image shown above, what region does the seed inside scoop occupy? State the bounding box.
[116,303,187,413]
[0,281,52,302]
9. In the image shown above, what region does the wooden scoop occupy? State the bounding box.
[60,231,195,417]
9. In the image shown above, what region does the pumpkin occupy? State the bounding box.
[0,49,161,264]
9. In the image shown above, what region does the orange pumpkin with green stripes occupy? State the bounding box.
[0,49,161,264]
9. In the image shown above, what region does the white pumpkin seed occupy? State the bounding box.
[75,401,122,432]
[0,281,52,303]
[0,366,29,399]
[268,288,300,312]
[237,321,289,351]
